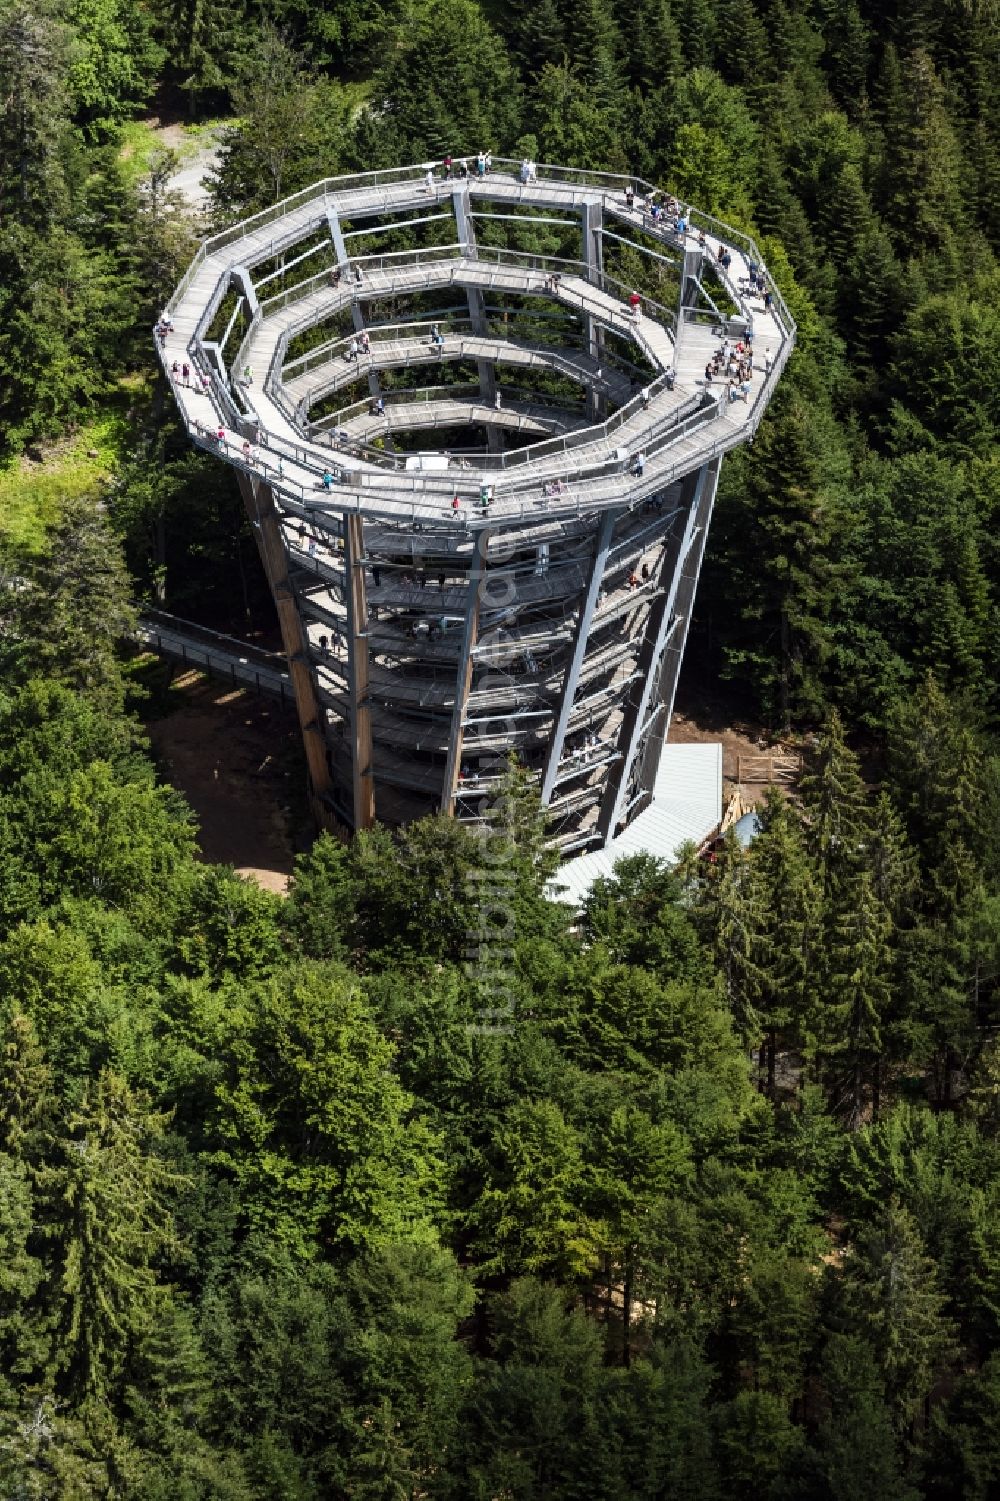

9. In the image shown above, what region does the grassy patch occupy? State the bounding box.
[117,119,164,184]
[182,116,239,142]
[118,116,237,186]
[0,410,133,555]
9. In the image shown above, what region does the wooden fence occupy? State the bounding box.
[736,752,801,785]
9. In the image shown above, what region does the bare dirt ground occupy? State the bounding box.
[144,669,306,894]
[669,707,772,780]
[139,664,797,894]
[669,686,802,801]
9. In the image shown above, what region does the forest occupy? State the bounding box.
[1,0,1000,1495]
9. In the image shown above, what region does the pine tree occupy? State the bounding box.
[823,0,872,117]
[13,500,136,707]
[840,223,906,382]
[799,711,869,904]
[924,1353,1000,1501]
[695,828,764,1047]
[706,356,853,729]
[0,1012,56,1161]
[0,1155,47,1396]
[749,792,819,1097]
[623,0,683,92]
[473,1098,598,1280]
[590,1104,690,1362]
[513,0,565,77]
[865,793,918,1108]
[0,1,73,228]
[839,1198,956,1430]
[887,674,988,885]
[721,0,775,116]
[674,0,717,68]
[45,1071,184,1402]
[823,161,877,270]
[369,0,523,163]
[878,48,966,254]
[813,1334,913,1500]
[820,867,892,1127]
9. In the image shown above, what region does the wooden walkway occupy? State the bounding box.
[284,330,634,413]
[161,163,793,530]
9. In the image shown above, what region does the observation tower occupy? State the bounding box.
[159,160,794,856]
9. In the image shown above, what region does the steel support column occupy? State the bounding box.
[596,463,711,845]
[344,515,374,828]
[201,341,227,382]
[327,209,349,271]
[632,457,721,811]
[581,200,604,420]
[680,244,704,307]
[231,266,259,317]
[345,297,382,407]
[674,242,704,364]
[539,508,619,804]
[440,528,491,813]
[344,513,375,830]
[454,186,499,445]
[325,207,387,407]
[236,472,334,818]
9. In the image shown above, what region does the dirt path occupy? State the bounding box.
[158,121,224,213]
[144,670,305,894]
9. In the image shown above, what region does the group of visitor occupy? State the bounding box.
[437,153,492,180]
[622,186,694,240]
[715,243,734,275]
[704,335,754,404]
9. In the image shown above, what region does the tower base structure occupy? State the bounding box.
[160,160,793,856]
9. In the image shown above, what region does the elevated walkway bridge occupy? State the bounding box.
[160,159,793,851]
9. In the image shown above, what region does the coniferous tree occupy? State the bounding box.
[836,1197,955,1431]
[46,1071,183,1403]
[748,791,818,1097]
[691,828,764,1047]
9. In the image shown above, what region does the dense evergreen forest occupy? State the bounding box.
[1,0,1000,1494]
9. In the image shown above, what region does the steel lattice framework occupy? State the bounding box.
[159,159,794,855]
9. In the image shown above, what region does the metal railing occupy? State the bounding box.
[287,335,623,419]
[167,325,749,530]
[310,381,583,428]
[169,157,794,347]
[161,161,795,528]
[134,615,293,704]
